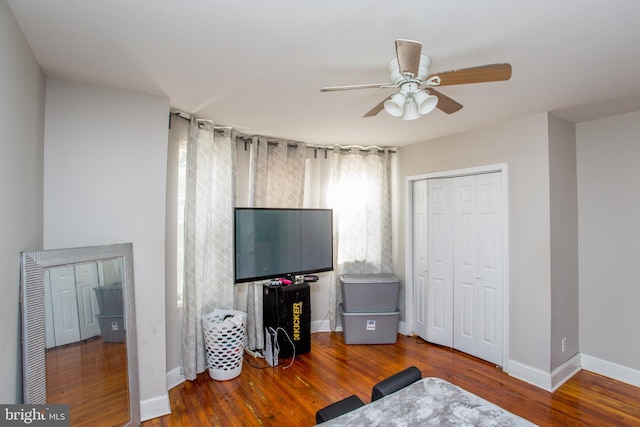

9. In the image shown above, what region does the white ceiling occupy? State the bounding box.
[7,0,640,147]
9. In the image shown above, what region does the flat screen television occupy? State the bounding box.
[234,208,333,283]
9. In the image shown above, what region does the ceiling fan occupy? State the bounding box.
[320,39,512,120]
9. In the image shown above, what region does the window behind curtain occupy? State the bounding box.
[176,138,187,307]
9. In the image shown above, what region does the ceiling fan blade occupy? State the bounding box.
[428,88,463,114]
[363,95,392,118]
[429,63,512,86]
[395,39,422,77]
[321,83,392,92]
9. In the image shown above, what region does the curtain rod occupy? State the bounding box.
[235,137,397,154]
[169,109,397,153]
[234,134,397,153]
[169,110,231,131]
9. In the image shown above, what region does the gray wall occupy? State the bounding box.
[397,109,640,384]
[396,113,554,372]
[0,0,45,403]
[548,114,579,370]
[577,110,640,371]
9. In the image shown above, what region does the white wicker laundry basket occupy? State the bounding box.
[202,309,247,381]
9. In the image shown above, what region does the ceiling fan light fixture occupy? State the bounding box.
[383,92,406,117]
[401,99,420,121]
[415,90,438,115]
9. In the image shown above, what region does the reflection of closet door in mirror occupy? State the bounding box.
[45,263,102,348]
[74,262,101,340]
[48,266,80,347]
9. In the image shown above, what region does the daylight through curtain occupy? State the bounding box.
[181,118,236,380]
[329,147,392,330]
[245,136,306,352]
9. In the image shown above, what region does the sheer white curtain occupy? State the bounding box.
[182,118,236,380]
[329,147,392,330]
[245,136,306,351]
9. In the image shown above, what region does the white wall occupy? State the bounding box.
[0,0,46,403]
[397,113,553,373]
[577,110,640,372]
[43,78,171,417]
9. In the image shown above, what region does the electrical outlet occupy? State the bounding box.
[561,337,567,353]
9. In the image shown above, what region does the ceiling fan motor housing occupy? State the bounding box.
[388,54,431,84]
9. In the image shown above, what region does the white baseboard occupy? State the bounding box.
[550,353,582,392]
[311,319,331,333]
[506,359,554,391]
[507,353,581,392]
[508,352,638,392]
[581,353,640,388]
[166,366,186,391]
[398,321,408,336]
[140,393,172,421]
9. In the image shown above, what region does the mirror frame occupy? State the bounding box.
[21,243,140,426]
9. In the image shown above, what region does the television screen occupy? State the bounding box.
[234,208,333,283]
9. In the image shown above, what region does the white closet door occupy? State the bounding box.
[453,175,479,356]
[418,171,503,367]
[412,179,429,339]
[74,262,101,340]
[49,266,81,346]
[425,178,454,346]
[452,172,503,366]
[475,172,503,365]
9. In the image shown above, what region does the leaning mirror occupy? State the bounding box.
[21,243,140,426]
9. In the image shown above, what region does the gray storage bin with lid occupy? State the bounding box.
[339,304,399,344]
[340,273,400,313]
[93,283,123,315]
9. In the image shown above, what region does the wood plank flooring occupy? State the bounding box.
[46,337,130,427]
[144,332,640,426]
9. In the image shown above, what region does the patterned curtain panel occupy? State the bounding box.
[182,118,236,380]
[245,136,306,351]
[329,147,392,330]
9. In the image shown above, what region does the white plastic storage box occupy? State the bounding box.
[97,314,125,342]
[340,273,400,313]
[339,304,400,344]
[202,309,247,381]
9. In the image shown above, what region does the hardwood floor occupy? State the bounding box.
[144,333,640,426]
[46,337,130,427]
